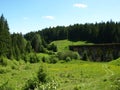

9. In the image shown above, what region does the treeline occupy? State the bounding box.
[0,15,57,61]
[68,22,120,43]
[25,20,120,43]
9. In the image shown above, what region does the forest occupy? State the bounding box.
[1,14,120,61]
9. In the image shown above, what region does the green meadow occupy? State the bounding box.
[0,58,120,90]
[51,40,93,52]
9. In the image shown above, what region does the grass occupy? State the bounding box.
[51,39,93,52]
[0,59,120,90]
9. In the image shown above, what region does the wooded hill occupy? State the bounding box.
[0,14,120,61]
[26,20,120,43]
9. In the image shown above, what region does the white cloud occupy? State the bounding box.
[73,3,88,8]
[43,16,55,20]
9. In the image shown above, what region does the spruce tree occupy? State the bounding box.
[0,14,11,58]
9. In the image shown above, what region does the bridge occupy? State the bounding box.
[69,43,120,61]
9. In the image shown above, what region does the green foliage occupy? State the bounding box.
[11,33,27,60]
[24,53,40,63]
[35,21,120,43]
[25,41,32,53]
[72,52,80,60]
[37,65,48,83]
[29,53,39,63]
[37,26,67,43]
[49,56,58,64]
[0,68,7,74]
[74,85,81,90]
[57,51,80,60]
[0,57,8,66]
[42,56,50,63]
[31,34,43,52]
[65,57,71,62]
[109,58,120,66]
[110,75,120,90]
[82,52,89,61]
[38,80,58,90]
[23,77,38,90]
[48,43,57,52]
[0,81,15,90]
[0,14,11,58]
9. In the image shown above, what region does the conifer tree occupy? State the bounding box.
[0,14,11,58]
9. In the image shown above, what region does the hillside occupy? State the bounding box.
[51,40,93,52]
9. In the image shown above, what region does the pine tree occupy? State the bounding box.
[31,34,43,52]
[25,41,32,53]
[0,14,11,58]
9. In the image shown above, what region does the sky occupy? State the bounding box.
[0,0,120,34]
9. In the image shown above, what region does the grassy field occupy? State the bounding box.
[51,40,93,52]
[0,59,120,90]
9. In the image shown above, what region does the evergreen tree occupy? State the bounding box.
[0,14,11,58]
[31,34,43,52]
[25,41,32,53]
[11,33,26,59]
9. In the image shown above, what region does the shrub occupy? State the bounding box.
[47,51,55,55]
[73,52,80,60]
[74,85,81,90]
[57,51,80,60]
[0,81,15,90]
[50,56,58,64]
[0,68,6,74]
[24,53,40,63]
[38,80,59,90]
[37,65,48,83]
[0,67,11,74]
[110,75,120,90]
[42,56,50,63]
[29,53,39,63]
[0,57,8,66]
[48,43,57,52]
[23,77,38,90]
[65,57,71,62]
[109,58,120,66]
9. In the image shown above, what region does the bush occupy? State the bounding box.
[0,57,8,66]
[0,68,7,74]
[48,43,57,52]
[0,81,15,90]
[50,56,58,64]
[23,64,52,90]
[74,85,81,90]
[65,57,71,62]
[24,53,40,63]
[0,67,11,74]
[37,65,48,83]
[57,51,80,60]
[73,52,80,60]
[38,80,59,90]
[23,77,38,90]
[110,75,120,90]
[109,58,120,66]
[42,56,50,63]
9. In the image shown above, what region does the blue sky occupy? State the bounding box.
[0,0,120,34]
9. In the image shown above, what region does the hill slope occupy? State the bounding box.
[51,40,93,52]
